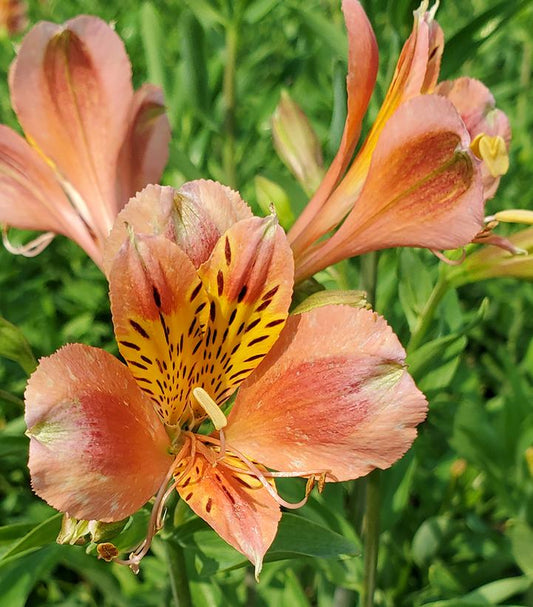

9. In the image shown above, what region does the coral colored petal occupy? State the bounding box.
[10,16,134,238]
[103,182,252,276]
[0,125,102,264]
[436,77,511,199]
[175,442,280,576]
[226,306,427,481]
[289,0,378,251]
[116,84,171,205]
[195,216,294,406]
[25,344,172,522]
[295,95,483,281]
[109,233,209,427]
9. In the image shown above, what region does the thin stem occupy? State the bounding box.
[222,22,238,189]
[361,470,381,607]
[166,538,193,607]
[407,274,450,353]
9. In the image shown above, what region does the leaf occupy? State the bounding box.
[0,316,36,375]
[0,545,62,607]
[0,512,62,561]
[398,250,434,332]
[442,1,531,79]
[508,520,533,578]
[0,435,28,460]
[407,333,467,394]
[175,513,359,577]
[412,516,454,567]
[139,3,168,97]
[181,10,209,115]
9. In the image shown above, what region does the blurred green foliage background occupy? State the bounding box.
[1,0,533,605]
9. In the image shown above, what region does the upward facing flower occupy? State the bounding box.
[283,0,510,283]
[0,16,170,269]
[25,181,427,575]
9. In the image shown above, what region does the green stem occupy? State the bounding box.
[166,538,192,607]
[407,274,450,353]
[361,470,381,607]
[0,389,24,407]
[223,22,238,189]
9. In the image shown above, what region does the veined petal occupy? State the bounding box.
[294,95,483,282]
[110,233,209,427]
[25,344,172,522]
[289,0,378,253]
[175,440,280,576]
[103,182,252,276]
[436,77,511,199]
[10,16,134,238]
[194,216,294,407]
[226,306,427,481]
[116,84,171,205]
[0,125,102,265]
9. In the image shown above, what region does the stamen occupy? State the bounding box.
[108,451,182,573]
[192,387,227,430]
[196,434,310,509]
[2,227,55,257]
[430,248,466,266]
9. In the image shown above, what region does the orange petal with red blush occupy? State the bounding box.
[175,441,280,577]
[0,125,101,264]
[116,84,171,206]
[104,182,252,275]
[10,16,134,237]
[226,305,427,482]
[295,95,483,281]
[289,0,378,252]
[25,344,172,522]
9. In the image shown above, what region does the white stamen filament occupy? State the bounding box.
[192,387,227,430]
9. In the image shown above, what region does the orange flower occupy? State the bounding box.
[25,182,427,575]
[0,16,170,269]
[287,1,509,283]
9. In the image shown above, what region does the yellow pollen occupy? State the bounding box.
[470,133,509,178]
[192,387,227,430]
[489,209,533,226]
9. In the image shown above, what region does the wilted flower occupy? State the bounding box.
[283,0,509,283]
[25,181,427,575]
[0,16,170,269]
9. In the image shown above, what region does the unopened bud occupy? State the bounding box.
[271,90,324,195]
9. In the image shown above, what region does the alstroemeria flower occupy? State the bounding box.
[25,181,427,575]
[0,15,170,269]
[287,0,510,283]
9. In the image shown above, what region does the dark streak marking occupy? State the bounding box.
[248,335,269,347]
[140,355,152,365]
[262,285,279,300]
[152,286,162,308]
[119,340,140,351]
[129,319,149,339]
[255,299,272,312]
[237,285,247,303]
[225,236,232,265]
[128,360,148,370]
[217,271,224,296]
[244,318,260,333]
[266,318,285,328]
[190,282,202,302]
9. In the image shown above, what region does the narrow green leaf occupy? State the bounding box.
[442,1,530,78]
[1,512,62,561]
[0,316,36,375]
[181,10,209,114]
[0,545,62,607]
[508,520,533,578]
[139,3,168,93]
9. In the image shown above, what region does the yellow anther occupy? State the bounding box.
[489,209,533,226]
[470,133,509,178]
[525,447,533,477]
[192,387,227,430]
